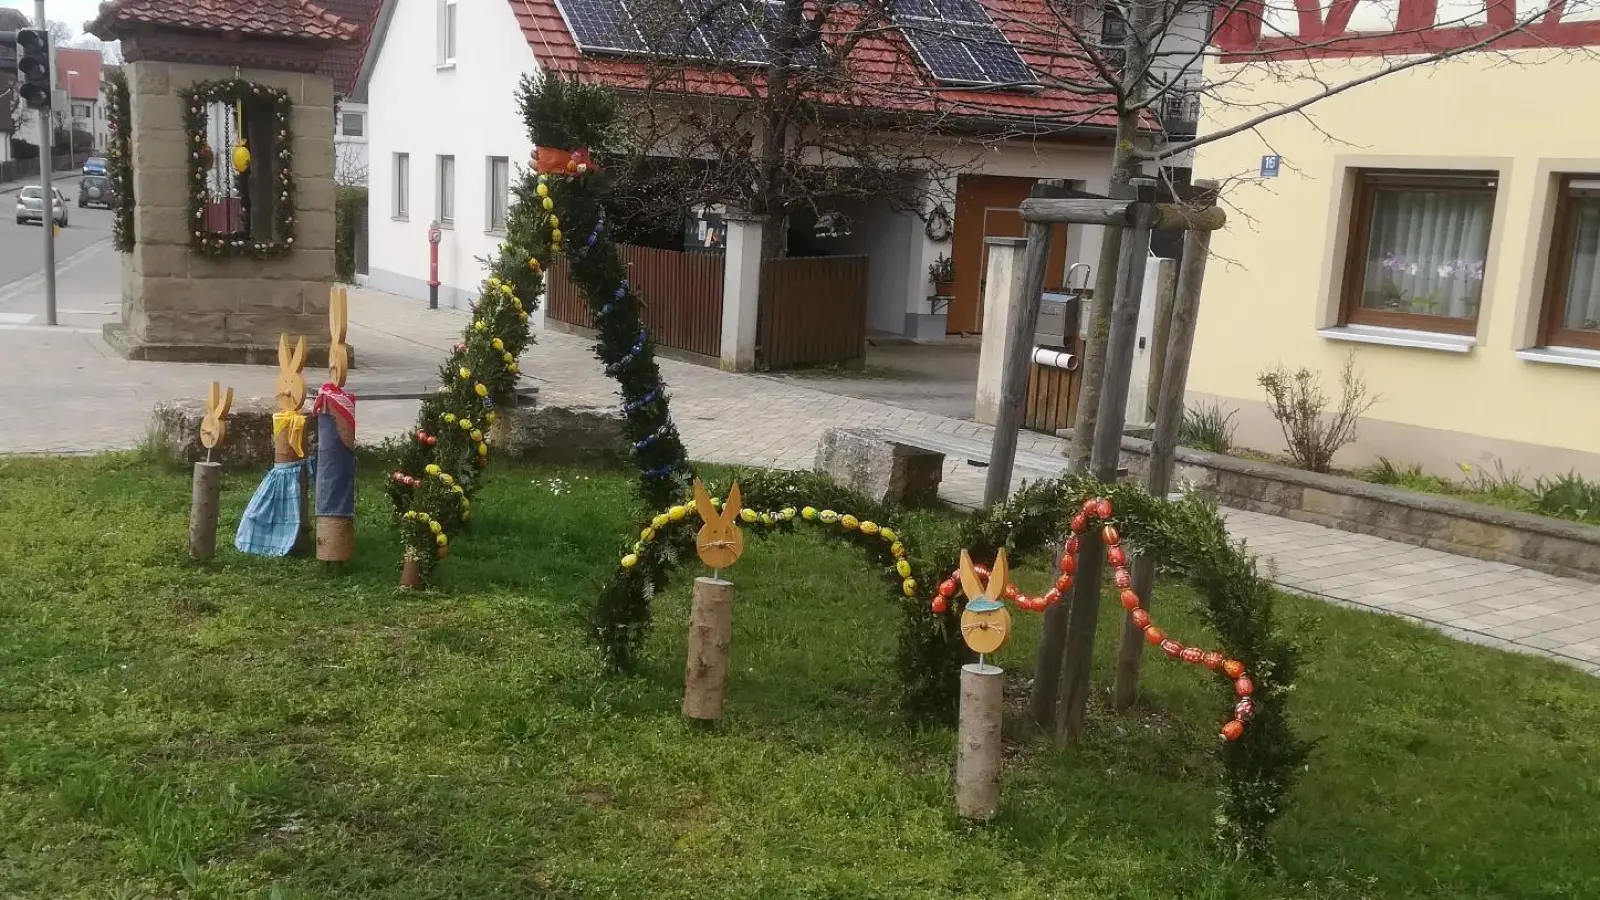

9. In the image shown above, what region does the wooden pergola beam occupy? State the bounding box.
[1019,199,1227,232]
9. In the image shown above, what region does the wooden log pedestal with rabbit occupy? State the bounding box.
[682,478,746,724]
[234,334,312,558]
[189,381,234,561]
[954,549,1013,822]
[313,288,358,563]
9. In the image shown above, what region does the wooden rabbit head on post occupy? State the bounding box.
[328,286,349,388]
[693,478,745,572]
[200,381,234,451]
[958,548,1012,656]
[276,334,308,413]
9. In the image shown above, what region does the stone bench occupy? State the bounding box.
[813,427,946,507]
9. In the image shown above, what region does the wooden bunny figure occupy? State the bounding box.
[693,477,745,573]
[313,287,357,562]
[683,478,746,723]
[189,381,233,561]
[235,335,311,557]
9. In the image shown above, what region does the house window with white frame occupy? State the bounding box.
[340,111,365,138]
[394,153,410,219]
[1339,169,1497,336]
[487,156,509,232]
[439,0,459,65]
[437,154,456,226]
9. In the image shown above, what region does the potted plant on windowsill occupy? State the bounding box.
[928,253,955,298]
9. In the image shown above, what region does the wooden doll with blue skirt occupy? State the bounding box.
[235,335,310,557]
[314,287,357,562]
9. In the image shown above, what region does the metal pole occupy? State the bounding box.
[35,0,57,327]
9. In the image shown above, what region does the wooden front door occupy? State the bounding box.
[948,175,1070,334]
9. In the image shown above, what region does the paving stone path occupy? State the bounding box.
[3,286,1596,676]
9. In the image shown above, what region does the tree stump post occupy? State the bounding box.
[400,553,424,589]
[956,662,1004,821]
[683,576,734,723]
[188,461,223,561]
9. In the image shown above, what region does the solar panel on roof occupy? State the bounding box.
[892,0,1034,87]
[687,0,768,61]
[556,0,648,52]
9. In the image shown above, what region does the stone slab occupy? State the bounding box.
[813,426,945,507]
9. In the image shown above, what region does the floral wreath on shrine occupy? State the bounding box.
[177,78,296,260]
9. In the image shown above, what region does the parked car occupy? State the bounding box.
[15,186,68,227]
[79,174,118,209]
[82,156,108,176]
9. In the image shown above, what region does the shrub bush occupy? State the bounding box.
[335,185,367,283]
[1257,353,1377,473]
[1179,399,1238,454]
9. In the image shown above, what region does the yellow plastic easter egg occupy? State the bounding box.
[841,514,859,530]
[492,338,505,352]
[459,367,472,380]
[550,228,563,243]
[425,464,441,476]
[740,508,758,523]
[542,197,554,210]
[890,541,906,559]
[429,521,442,534]
[621,553,638,568]
[642,527,656,542]
[879,527,897,542]
[652,514,670,529]
[802,506,818,520]
[548,214,560,228]
[474,383,488,398]
[231,142,251,173]
[436,533,449,547]
[860,521,879,535]
[896,559,912,578]
[669,505,687,521]
[477,443,488,457]
[536,183,549,197]
[470,429,483,442]
[901,578,918,597]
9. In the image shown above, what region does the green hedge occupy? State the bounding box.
[335,185,367,283]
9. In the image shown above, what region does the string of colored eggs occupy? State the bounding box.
[618,500,918,596]
[927,496,1258,743]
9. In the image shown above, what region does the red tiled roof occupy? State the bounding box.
[89,0,361,42]
[314,0,382,94]
[54,48,104,100]
[507,0,1129,131]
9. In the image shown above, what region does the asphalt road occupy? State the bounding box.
[0,176,117,327]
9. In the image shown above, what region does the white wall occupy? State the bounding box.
[335,100,370,187]
[365,0,540,308]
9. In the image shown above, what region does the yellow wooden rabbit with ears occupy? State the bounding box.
[957,548,1012,657]
[693,477,744,572]
[327,286,350,389]
[273,334,309,460]
[199,380,234,457]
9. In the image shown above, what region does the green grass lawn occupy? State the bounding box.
[2,455,1598,900]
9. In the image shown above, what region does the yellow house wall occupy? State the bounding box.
[1189,50,1600,478]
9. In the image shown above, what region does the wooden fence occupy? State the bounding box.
[547,244,725,359]
[759,255,868,369]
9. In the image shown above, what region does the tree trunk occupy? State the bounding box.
[955,662,1004,821]
[1025,114,1140,729]
[683,576,735,722]
[188,461,222,561]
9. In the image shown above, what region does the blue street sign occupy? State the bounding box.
[1260,155,1282,178]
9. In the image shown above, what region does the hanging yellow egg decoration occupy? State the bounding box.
[231,141,251,174]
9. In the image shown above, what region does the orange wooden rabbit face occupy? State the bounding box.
[693,478,745,571]
[275,334,308,412]
[199,380,234,450]
[958,548,1012,655]
[328,286,350,388]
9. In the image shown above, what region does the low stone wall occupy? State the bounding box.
[1120,438,1600,583]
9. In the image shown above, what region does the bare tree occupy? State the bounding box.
[989,0,1600,738]
[603,0,977,301]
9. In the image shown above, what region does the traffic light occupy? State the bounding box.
[16,27,50,110]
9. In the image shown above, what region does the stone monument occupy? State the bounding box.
[88,0,357,364]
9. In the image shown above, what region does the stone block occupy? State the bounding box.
[233,279,313,314]
[150,395,316,467]
[297,178,335,213]
[140,276,241,313]
[491,403,627,463]
[144,309,229,343]
[131,166,190,205]
[302,283,333,315]
[226,311,327,345]
[297,211,336,253]
[133,94,185,132]
[131,243,190,279]
[290,107,335,142]
[303,75,335,110]
[135,205,193,246]
[130,133,191,173]
[813,427,945,507]
[128,61,171,96]
[291,138,335,179]
[1301,487,1358,522]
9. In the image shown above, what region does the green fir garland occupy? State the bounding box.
[493,75,696,666]
[105,69,134,253]
[178,79,296,260]
[386,276,536,578]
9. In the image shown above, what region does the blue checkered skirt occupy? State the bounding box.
[235,460,306,557]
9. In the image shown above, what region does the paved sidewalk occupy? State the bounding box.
[2,285,1597,676]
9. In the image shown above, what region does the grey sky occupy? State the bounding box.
[3,0,107,39]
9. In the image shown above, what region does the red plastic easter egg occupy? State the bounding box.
[1070,514,1088,534]
[1059,555,1076,575]
[1203,652,1224,671]
[1131,608,1151,628]
[1101,525,1120,546]
[1107,545,1127,567]
[1114,567,1133,589]
[1094,498,1114,519]
[1222,659,1245,679]
[1065,537,1080,556]
[1055,574,1073,593]
[938,578,957,598]
[931,596,948,614]
[1144,625,1164,645]
[1119,589,1140,611]
[1160,639,1183,658]
[1235,677,1255,698]
[1234,698,1256,721]
[1181,647,1205,665]
[1221,719,1245,742]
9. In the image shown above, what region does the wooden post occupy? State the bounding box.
[683,576,735,723]
[1145,258,1179,424]
[189,461,223,561]
[400,553,424,589]
[955,662,1004,821]
[1112,219,1216,711]
[982,190,1059,506]
[1027,185,1132,729]
[1054,189,1157,744]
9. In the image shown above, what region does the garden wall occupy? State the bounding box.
[1119,439,1600,583]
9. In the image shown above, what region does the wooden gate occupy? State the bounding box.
[547,244,725,359]
[760,255,868,369]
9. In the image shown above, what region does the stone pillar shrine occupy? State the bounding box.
[89,0,357,364]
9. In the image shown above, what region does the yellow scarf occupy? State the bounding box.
[273,411,306,458]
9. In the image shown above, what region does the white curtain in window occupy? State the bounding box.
[1361,187,1492,319]
[1563,197,1600,332]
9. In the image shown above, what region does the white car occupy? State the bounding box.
[15,186,68,227]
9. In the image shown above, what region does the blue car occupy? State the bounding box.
[82,156,107,176]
